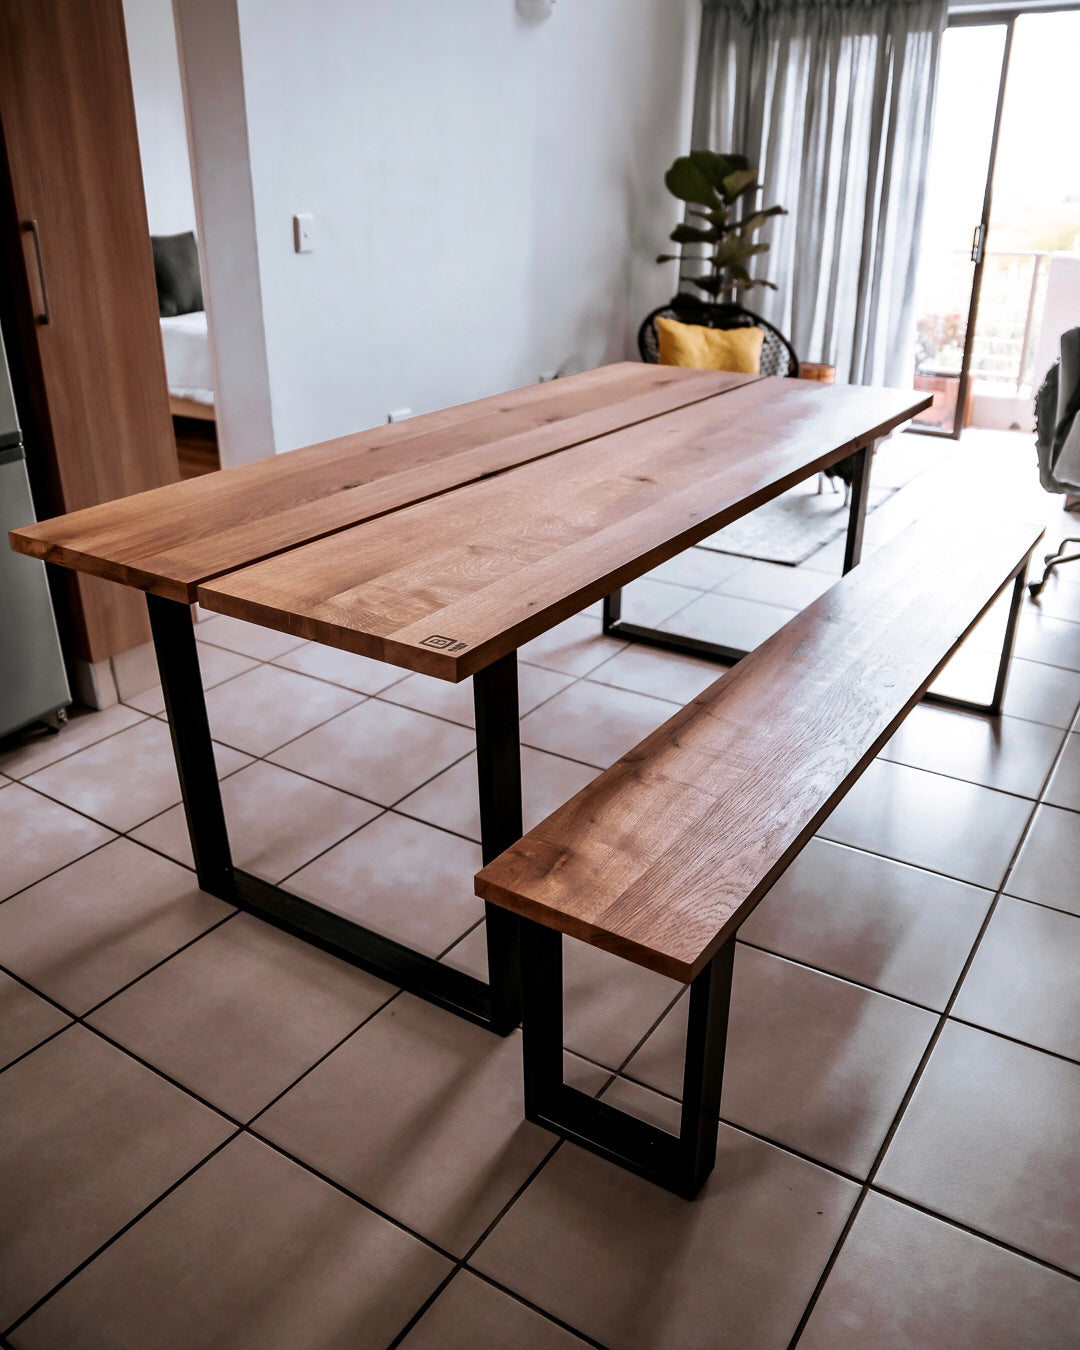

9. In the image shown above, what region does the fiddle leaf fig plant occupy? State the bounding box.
[657,151,786,298]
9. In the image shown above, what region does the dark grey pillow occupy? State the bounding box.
[151,231,204,317]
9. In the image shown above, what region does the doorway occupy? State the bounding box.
[912,6,1080,437]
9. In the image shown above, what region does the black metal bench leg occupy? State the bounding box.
[518,917,736,1198]
[474,651,524,1033]
[923,562,1028,718]
[987,567,1027,717]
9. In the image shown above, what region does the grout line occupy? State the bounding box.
[0,1130,243,1339]
[866,1184,1080,1283]
[786,716,1079,1346]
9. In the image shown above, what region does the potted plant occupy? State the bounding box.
[657,150,786,305]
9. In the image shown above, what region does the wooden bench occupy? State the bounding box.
[475,516,1043,1197]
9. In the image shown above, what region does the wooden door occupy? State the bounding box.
[0,0,178,662]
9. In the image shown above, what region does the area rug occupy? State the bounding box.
[696,480,897,566]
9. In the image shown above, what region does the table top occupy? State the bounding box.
[9,363,747,603]
[10,363,928,681]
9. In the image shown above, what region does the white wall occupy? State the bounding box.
[174,0,276,467]
[122,0,197,236]
[231,0,698,452]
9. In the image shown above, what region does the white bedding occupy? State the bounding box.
[160,312,213,406]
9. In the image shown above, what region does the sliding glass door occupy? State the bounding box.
[912,6,1080,438]
[911,21,1010,436]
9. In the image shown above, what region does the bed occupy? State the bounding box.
[161,311,214,421]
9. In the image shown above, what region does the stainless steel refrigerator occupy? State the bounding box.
[0,319,70,736]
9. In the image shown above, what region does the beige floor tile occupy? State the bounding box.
[617,577,701,627]
[881,705,1063,799]
[379,662,573,728]
[398,747,597,843]
[876,1021,1080,1273]
[657,590,797,651]
[644,546,743,590]
[1028,570,1080,624]
[1006,803,1080,916]
[0,781,113,901]
[563,940,681,1069]
[519,613,627,676]
[821,759,1033,890]
[0,1026,231,1329]
[0,839,231,1014]
[443,925,681,1070]
[714,558,836,609]
[131,761,380,883]
[195,614,307,661]
[520,680,679,769]
[256,995,555,1256]
[289,813,484,958]
[23,719,249,834]
[473,1087,857,1350]
[953,898,1080,1060]
[89,914,394,1121]
[1013,609,1080,672]
[0,971,69,1070]
[0,703,144,779]
[270,700,474,806]
[399,1271,587,1350]
[14,1134,450,1350]
[586,643,724,703]
[800,1191,1080,1350]
[1044,732,1080,811]
[272,640,412,694]
[124,643,259,716]
[740,839,991,1010]
[626,947,935,1177]
[204,664,362,757]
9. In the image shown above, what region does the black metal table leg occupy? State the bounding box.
[474,651,524,1033]
[147,593,234,900]
[518,916,736,1198]
[601,445,878,670]
[146,594,524,1033]
[841,443,872,575]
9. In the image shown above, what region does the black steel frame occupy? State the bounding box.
[146,593,522,1034]
[602,442,1025,718]
[520,918,736,1198]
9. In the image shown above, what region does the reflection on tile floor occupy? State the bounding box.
[0,430,1078,1346]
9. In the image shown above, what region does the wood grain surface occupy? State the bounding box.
[9,363,750,601]
[475,518,1043,982]
[200,380,927,680]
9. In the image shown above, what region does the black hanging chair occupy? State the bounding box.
[637,294,800,378]
[638,294,858,493]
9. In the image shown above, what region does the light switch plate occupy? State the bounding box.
[293,213,315,253]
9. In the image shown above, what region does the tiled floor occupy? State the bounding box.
[2,429,1079,1348]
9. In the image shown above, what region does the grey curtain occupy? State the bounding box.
[692,0,947,386]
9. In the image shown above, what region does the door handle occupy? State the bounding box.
[970,222,985,266]
[22,219,51,325]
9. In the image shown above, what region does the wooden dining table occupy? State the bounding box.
[9,363,928,1033]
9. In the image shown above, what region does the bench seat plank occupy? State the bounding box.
[475,517,1043,982]
[199,380,924,681]
[9,363,746,601]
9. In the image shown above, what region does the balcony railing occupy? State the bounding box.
[915,249,1049,400]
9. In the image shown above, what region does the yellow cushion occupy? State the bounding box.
[656,316,764,374]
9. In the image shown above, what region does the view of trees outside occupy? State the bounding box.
[913,11,1080,426]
